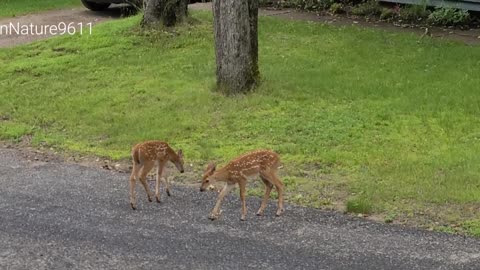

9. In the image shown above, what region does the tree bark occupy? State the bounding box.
[142,0,188,27]
[213,0,259,95]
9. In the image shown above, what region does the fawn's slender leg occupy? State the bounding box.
[256,176,273,216]
[129,162,142,210]
[155,161,165,203]
[209,182,236,220]
[270,170,285,216]
[164,169,171,196]
[238,179,247,221]
[138,161,155,203]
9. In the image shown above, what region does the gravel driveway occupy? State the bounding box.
[0,147,479,269]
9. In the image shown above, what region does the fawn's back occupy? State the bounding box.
[132,141,171,163]
[225,150,280,178]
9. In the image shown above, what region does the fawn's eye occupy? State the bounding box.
[206,180,209,183]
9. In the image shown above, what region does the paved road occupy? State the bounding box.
[0,148,479,269]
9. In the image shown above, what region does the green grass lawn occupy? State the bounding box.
[0,0,80,18]
[0,12,479,236]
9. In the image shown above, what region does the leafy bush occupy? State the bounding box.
[427,7,471,26]
[351,0,382,16]
[259,0,476,28]
[380,7,395,20]
[300,0,339,10]
[260,0,348,10]
[288,0,327,10]
[329,2,345,14]
[399,3,431,22]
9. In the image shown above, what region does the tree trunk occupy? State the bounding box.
[213,0,259,95]
[142,0,188,27]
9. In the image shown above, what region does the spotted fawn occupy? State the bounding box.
[200,150,284,221]
[129,141,184,210]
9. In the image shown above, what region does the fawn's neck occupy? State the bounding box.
[164,147,176,162]
[213,167,231,182]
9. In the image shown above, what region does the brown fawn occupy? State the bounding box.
[200,150,284,221]
[129,141,184,210]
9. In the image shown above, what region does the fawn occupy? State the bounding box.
[129,141,184,210]
[200,150,284,221]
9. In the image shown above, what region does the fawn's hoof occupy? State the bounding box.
[156,197,161,203]
[240,216,247,221]
[275,209,285,217]
[209,213,219,220]
[130,203,136,210]
[166,190,171,196]
[256,211,264,216]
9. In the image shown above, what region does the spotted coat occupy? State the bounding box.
[132,141,175,164]
[211,150,280,182]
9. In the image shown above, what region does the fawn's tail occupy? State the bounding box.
[132,147,141,165]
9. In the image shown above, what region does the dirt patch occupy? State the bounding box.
[0,5,134,48]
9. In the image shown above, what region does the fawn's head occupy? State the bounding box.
[170,149,184,173]
[200,162,216,192]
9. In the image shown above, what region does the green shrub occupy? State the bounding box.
[351,0,382,16]
[346,198,373,214]
[380,7,395,20]
[427,7,471,26]
[329,2,345,14]
[269,0,340,10]
[399,3,430,22]
[292,0,325,10]
[260,0,474,28]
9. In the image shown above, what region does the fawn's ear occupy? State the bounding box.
[177,149,183,158]
[206,162,216,173]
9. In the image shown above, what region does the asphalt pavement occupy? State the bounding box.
[0,148,479,269]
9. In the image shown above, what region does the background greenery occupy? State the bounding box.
[0,11,479,236]
[0,0,80,18]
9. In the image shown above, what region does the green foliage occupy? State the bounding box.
[399,3,431,22]
[0,0,79,18]
[329,3,345,14]
[0,122,32,140]
[380,8,395,20]
[346,198,373,214]
[1,12,480,231]
[276,0,338,10]
[261,0,476,28]
[436,225,456,234]
[427,7,471,26]
[384,212,397,223]
[462,220,480,237]
[351,0,382,16]
[292,0,324,10]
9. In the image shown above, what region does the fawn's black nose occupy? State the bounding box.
[200,187,205,192]
[180,170,185,173]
